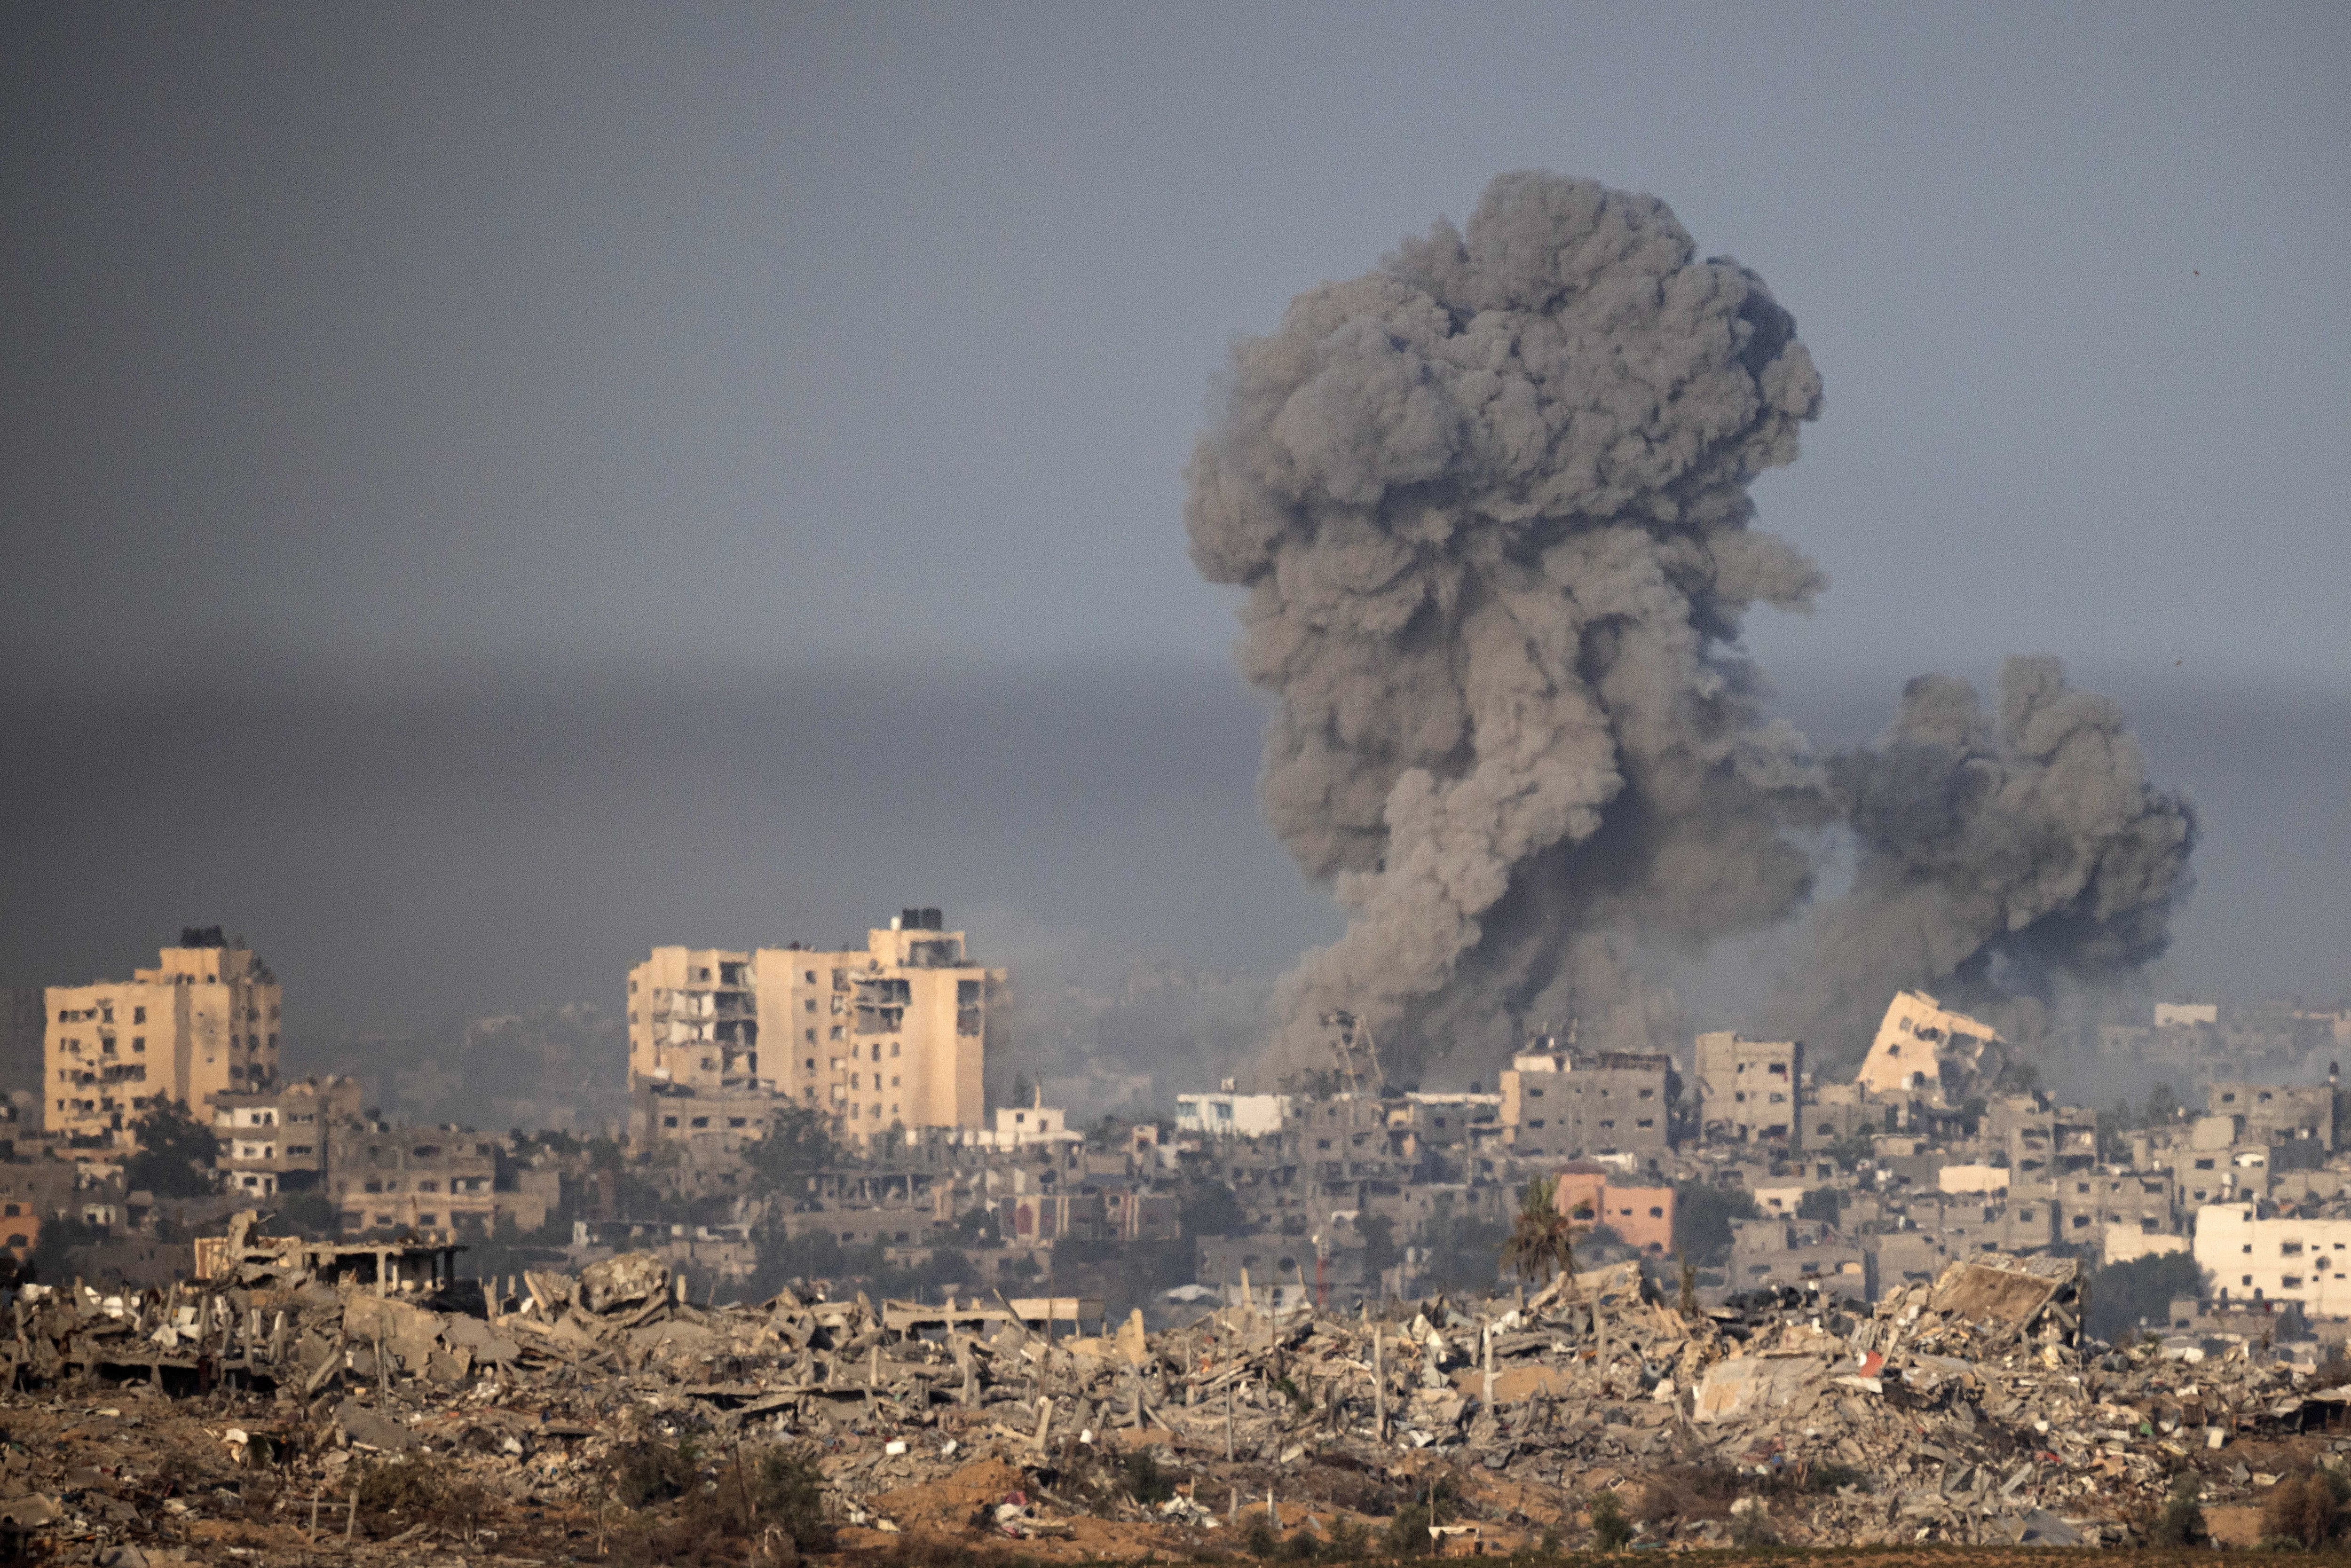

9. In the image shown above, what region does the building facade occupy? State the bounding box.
[1551,1167,1675,1253]
[327,1123,501,1237]
[627,909,1001,1145]
[1694,1031,1803,1144]
[44,931,281,1153]
[1499,1049,1674,1159]
[2209,1082,2336,1151]
[2195,1202,2351,1318]
[1175,1087,1292,1139]
[210,1076,365,1198]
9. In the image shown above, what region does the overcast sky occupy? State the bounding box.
[3,3,2345,1034]
[6,2,2346,687]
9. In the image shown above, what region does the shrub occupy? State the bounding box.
[1241,1516,1280,1558]
[611,1437,700,1507]
[1729,1499,1777,1548]
[2266,1470,2346,1549]
[1589,1489,1633,1550]
[2149,1473,2206,1546]
[744,1443,832,1551]
[1324,1515,1373,1560]
[354,1454,487,1534]
[1123,1449,1177,1506]
[1384,1477,1459,1556]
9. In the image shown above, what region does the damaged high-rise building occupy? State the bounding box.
[42,928,281,1156]
[626,909,1002,1146]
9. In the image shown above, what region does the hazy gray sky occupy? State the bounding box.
[6,2,2347,687]
[3,5,2345,1052]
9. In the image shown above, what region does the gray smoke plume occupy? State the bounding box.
[1187,172,2197,1089]
[1185,172,1831,1085]
[1773,656,2198,1064]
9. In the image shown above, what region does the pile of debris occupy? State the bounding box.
[5,1216,2350,1560]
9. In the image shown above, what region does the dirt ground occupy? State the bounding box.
[3,1382,2336,1566]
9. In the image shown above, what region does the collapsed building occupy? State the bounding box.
[5,1213,2346,1561]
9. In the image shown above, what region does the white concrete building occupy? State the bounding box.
[961,1100,1084,1151]
[2194,1202,2351,1317]
[1176,1085,1291,1138]
[1938,1164,2012,1196]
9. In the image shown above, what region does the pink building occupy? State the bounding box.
[1553,1165,1676,1254]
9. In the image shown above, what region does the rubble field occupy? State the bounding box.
[9,1224,2351,1564]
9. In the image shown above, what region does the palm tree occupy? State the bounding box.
[1499,1177,1585,1287]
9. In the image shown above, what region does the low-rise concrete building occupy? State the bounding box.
[1176,1087,1291,1138]
[630,1081,792,1156]
[1983,1094,2098,1180]
[1401,1092,1503,1152]
[1500,1048,1673,1159]
[211,1076,363,1198]
[1552,1167,1674,1253]
[1939,1164,2011,1196]
[962,1101,1085,1151]
[2195,1202,2351,1317]
[1728,1218,1866,1298]
[2104,1225,2189,1266]
[328,1124,500,1237]
[1902,1191,2058,1256]
[1693,1031,1802,1144]
[2210,1082,2335,1151]
[1854,991,1999,1101]
[2058,1168,2177,1249]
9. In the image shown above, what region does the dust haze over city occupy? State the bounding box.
[7,0,2351,1390]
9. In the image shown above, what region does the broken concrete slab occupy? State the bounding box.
[1692,1355,1830,1424]
[577,1250,669,1314]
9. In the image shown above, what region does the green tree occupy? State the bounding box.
[2086,1250,2204,1342]
[273,1190,338,1237]
[123,1100,221,1198]
[1499,1177,1583,1285]
[1672,1182,1757,1269]
[28,1214,102,1285]
[1177,1177,1246,1238]
[1358,1213,1400,1284]
[1796,1186,1843,1227]
[742,1104,841,1196]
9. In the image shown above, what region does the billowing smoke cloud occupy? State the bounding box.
[1187,171,2195,1087]
[1185,172,1832,1085]
[1771,656,2198,1063]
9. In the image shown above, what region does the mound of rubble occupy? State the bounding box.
[6,1217,2351,1561]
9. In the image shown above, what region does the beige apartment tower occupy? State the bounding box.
[627,908,999,1143]
[44,929,282,1154]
